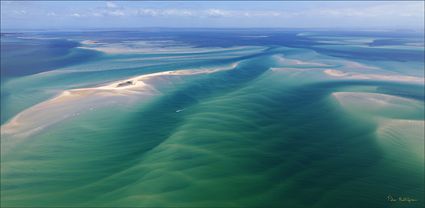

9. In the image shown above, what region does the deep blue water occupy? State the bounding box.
[1,34,101,78]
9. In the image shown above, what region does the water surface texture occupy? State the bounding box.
[1,29,424,207]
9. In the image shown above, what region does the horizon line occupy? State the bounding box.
[2,26,425,32]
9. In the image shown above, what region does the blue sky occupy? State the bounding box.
[1,1,424,30]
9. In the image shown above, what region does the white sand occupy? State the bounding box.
[80,40,99,45]
[324,69,424,83]
[79,40,263,55]
[1,62,238,140]
[332,92,421,108]
[274,55,331,67]
[1,62,240,138]
[342,61,380,70]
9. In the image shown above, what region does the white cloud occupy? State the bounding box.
[137,9,159,16]
[92,12,103,17]
[131,8,283,18]
[311,2,424,18]
[136,8,194,17]
[162,9,193,17]
[39,1,423,20]
[108,10,124,16]
[106,2,117,9]
[13,10,27,15]
[205,9,232,17]
[23,1,422,28]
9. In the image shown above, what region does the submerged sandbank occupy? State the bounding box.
[333,91,424,159]
[332,92,424,123]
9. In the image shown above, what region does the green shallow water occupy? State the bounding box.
[1,38,424,207]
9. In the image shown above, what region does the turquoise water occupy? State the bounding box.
[1,29,424,207]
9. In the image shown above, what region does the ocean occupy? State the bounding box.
[1,29,424,207]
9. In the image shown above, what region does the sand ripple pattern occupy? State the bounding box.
[1,41,424,207]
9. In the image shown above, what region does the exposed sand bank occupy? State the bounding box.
[332,92,422,109]
[324,69,424,83]
[273,55,331,67]
[1,63,240,138]
[78,40,264,55]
